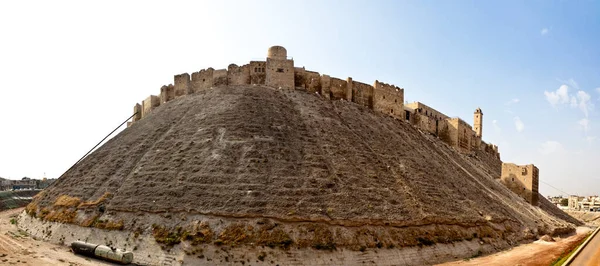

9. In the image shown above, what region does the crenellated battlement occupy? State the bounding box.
[129,45,500,159]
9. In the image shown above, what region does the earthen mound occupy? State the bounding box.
[24,85,579,263]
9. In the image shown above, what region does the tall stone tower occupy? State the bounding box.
[500,163,539,205]
[265,46,294,89]
[474,108,483,138]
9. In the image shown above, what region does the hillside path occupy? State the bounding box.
[439,227,591,266]
[0,208,111,266]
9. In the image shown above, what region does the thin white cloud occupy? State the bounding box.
[596,87,600,93]
[539,141,563,155]
[545,81,594,117]
[578,118,590,132]
[557,78,580,90]
[544,85,570,106]
[541,28,549,35]
[514,117,525,132]
[506,98,520,105]
[570,96,578,107]
[576,91,592,117]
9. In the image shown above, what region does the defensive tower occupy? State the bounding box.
[474,107,483,138]
[265,45,294,89]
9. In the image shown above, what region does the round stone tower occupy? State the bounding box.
[267,45,287,60]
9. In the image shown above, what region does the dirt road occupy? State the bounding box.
[0,208,112,266]
[566,227,600,265]
[438,227,592,266]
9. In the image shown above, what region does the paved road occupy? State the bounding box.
[568,229,600,266]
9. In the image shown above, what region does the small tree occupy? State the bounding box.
[560,198,568,206]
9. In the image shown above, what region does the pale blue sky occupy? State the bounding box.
[1,0,599,196]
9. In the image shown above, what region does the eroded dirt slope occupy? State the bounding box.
[27,85,577,250]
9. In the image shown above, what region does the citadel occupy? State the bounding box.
[130,45,539,205]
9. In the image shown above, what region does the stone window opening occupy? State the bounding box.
[394,99,397,103]
[277,68,284,73]
[391,109,394,114]
[383,95,386,100]
[512,177,514,182]
[203,79,205,82]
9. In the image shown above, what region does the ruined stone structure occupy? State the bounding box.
[500,163,539,205]
[403,102,498,157]
[130,45,499,158]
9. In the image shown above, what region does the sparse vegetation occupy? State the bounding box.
[78,192,113,208]
[217,223,252,246]
[560,198,568,207]
[551,233,592,266]
[54,195,81,208]
[152,224,183,247]
[183,224,214,245]
[257,228,293,249]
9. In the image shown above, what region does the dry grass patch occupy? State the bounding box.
[78,192,113,208]
[25,202,38,217]
[152,224,183,247]
[257,228,293,248]
[44,209,77,223]
[217,223,253,246]
[54,195,81,208]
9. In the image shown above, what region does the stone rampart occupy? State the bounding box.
[128,45,499,159]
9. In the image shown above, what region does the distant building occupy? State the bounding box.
[0,177,12,191]
[568,195,600,211]
[0,176,56,191]
[11,177,37,190]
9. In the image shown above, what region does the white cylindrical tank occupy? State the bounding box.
[94,245,134,264]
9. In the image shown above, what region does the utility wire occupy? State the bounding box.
[60,112,138,177]
[540,179,571,196]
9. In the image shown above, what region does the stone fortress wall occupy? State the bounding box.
[129,45,540,205]
[500,163,539,205]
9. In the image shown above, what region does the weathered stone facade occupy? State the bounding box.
[141,95,159,118]
[501,163,539,205]
[129,45,499,160]
[191,68,214,92]
[174,73,191,98]
[373,81,404,119]
[159,85,174,104]
[133,103,142,122]
[265,46,294,89]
